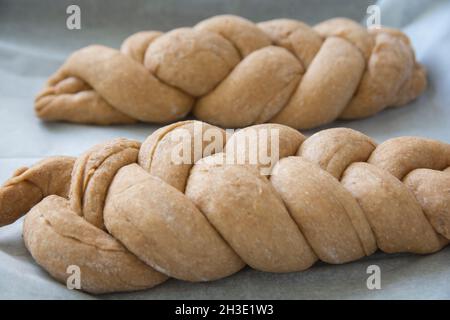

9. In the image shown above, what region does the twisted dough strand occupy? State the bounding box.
[1,120,449,294]
[35,15,426,129]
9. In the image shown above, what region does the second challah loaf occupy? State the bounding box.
[35,15,426,129]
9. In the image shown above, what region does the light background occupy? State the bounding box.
[0,0,449,299]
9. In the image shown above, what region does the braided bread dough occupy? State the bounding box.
[35,15,426,129]
[1,120,449,294]
[0,156,75,226]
